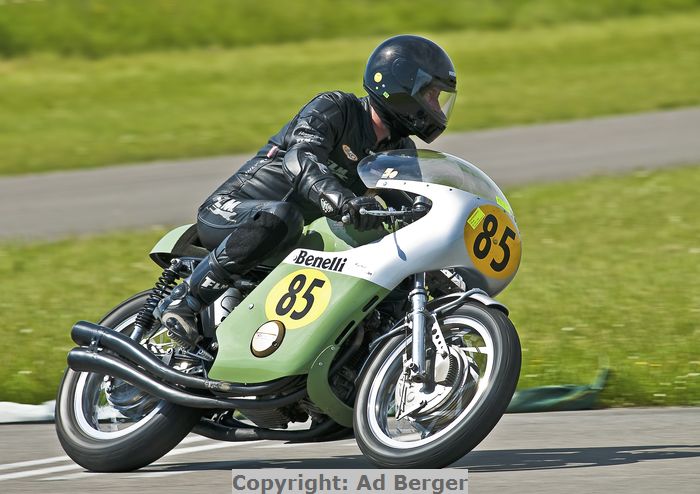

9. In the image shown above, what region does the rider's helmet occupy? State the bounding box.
[363,35,457,143]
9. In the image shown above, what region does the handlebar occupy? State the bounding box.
[341,207,413,224]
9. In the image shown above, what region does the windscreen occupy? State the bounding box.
[357,149,512,212]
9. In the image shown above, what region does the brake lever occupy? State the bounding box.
[341,207,413,224]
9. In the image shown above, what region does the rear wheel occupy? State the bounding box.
[55,292,201,472]
[354,302,520,468]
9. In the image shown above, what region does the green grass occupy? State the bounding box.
[1,165,698,405]
[1,0,699,57]
[0,227,168,404]
[499,165,700,407]
[1,12,700,176]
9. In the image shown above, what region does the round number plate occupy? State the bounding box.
[464,205,521,279]
[264,269,332,329]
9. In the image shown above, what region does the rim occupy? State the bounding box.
[72,314,173,440]
[366,315,495,449]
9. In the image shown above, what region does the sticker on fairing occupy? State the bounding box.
[464,205,521,280]
[265,269,332,329]
[281,249,375,281]
[496,196,513,214]
[381,168,399,179]
[467,207,486,229]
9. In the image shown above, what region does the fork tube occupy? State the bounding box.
[410,272,428,379]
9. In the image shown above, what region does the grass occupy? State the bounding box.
[499,165,700,407]
[1,165,698,405]
[1,12,700,175]
[1,0,698,57]
[0,227,168,404]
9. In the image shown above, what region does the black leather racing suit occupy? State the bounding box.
[196,91,415,281]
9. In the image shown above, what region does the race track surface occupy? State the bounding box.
[1,408,698,493]
[1,107,699,239]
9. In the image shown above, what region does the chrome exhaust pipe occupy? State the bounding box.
[67,348,306,410]
[71,320,298,396]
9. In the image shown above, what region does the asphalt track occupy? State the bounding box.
[1,107,699,239]
[0,408,698,494]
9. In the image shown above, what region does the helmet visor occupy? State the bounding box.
[416,81,456,126]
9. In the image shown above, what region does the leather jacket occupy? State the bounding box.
[206,91,416,222]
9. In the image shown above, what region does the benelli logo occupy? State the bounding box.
[293,250,347,272]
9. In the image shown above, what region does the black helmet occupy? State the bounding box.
[364,35,457,143]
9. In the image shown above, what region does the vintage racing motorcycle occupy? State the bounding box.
[56,149,522,470]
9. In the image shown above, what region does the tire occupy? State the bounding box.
[55,291,202,472]
[353,302,521,468]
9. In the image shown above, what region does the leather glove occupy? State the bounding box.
[341,196,384,231]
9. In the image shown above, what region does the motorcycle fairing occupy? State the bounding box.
[208,263,389,382]
[151,150,520,387]
[209,179,519,383]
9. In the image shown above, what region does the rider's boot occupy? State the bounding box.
[158,210,296,348]
[157,252,232,349]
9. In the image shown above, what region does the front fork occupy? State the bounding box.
[395,272,452,419]
[409,272,430,381]
[407,272,450,381]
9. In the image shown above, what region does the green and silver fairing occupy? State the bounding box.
[207,217,389,383]
[153,150,521,391]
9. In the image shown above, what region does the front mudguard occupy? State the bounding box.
[428,289,509,316]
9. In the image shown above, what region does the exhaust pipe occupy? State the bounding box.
[192,417,348,442]
[67,348,306,410]
[71,320,298,396]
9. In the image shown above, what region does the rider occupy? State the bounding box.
[159,34,458,348]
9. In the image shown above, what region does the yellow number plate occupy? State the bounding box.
[464,205,521,279]
[264,269,333,329]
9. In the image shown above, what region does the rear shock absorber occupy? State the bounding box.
[131,259,182,341]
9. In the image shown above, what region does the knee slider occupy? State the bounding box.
[263,203,304,250]
[219,215,284,265]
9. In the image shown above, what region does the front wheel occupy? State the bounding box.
[353,302,521,468]
[55,292,202,472]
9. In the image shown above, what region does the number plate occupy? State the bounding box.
[464,205,521,279]
[264,269,333,329]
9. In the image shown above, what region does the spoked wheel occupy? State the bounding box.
[354,302,521,468]
[55,292,201,472]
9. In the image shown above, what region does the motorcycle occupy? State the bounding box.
[55,149,522,470]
